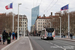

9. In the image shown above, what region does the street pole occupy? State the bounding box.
[59,17,61,38]
[68,4,70,38]
[12,12,14,32]
[17,3,21,40]
[68,13,70,38]
[24,27,25,37]
[22,15,23,36]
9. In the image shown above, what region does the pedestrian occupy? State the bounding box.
[15,32,17,39]
[12,32,15,40]
[63,35,65,38]
[0,37,1,42]
[7,35,11,44]
[6,31,8,40]
[2,30,6,44]
[9,32,11,37]
[70,33,73,39]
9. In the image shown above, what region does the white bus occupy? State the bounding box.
[40,28,55,40]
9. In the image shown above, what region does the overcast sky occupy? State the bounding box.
[0,0,75,31]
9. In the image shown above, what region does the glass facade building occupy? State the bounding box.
[31,6,39,26]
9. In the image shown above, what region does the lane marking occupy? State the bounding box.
[50,42,53,44]
[28,37,33,50]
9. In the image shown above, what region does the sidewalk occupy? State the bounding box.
[0,39,16,50]
[1,37,33,50]
[55,37,75,42]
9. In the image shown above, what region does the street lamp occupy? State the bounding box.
[59,17,61,38]
[17,3,22,40]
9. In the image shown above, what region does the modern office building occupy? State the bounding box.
[31,6,39,26]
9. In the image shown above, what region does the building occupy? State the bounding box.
[14,15,28,35]
[19,15,28,35]
[35,14,52,34]
[31,6,39,26]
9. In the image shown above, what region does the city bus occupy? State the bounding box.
[40,28,55,40]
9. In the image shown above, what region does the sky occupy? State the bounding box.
[0,0,75,31]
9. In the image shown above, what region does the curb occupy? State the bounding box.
[1,37,23,50]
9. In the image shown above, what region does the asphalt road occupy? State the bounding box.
[30,36,75,50]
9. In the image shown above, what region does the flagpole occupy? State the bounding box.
[12,2,14,32]
[12,10,14,32]
[68,4,70,38]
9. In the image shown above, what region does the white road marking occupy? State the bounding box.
[64,48,66,50]
[50,42,53,44]
[28,37,33,50]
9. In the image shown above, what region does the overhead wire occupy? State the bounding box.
[36,0,38,6]
[39,0,42,6]
[44,0,54,12]
[46,0,58,13]
[33,0,34,7]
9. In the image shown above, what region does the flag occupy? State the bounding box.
[61,4,69,11]
[5,3,13,10]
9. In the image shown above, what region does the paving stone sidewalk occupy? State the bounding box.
[0,39,16,50]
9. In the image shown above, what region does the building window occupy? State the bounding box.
[41,22,42,24]
[39,20,40,21]
[38,22,40,24]
[38,25,40,27]
[23,25,24,27]
[25,22,26,24]
[41,25,42,27]
[23,19,24,21]
[21,28,22,30]
[25,25,26,27]
[25,28,26,30]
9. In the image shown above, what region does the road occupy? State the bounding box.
[30,36,75,50]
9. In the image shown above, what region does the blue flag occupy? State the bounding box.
[61,4,69,10]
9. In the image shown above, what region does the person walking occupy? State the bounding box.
[7,35,11,44]
[9,32,11,37]
[70,33,73,39]
[12,32,15,40]
[6,31,8,40]
[2,30,6,44]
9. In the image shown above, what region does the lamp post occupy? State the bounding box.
[17,3,22,40]
[59,17,61,38]
[22,15,23,36]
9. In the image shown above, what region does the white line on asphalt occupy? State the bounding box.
[45,41,53,44]
[28,37,33,50]
[64,48,66,50]
[50,42,53,44]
